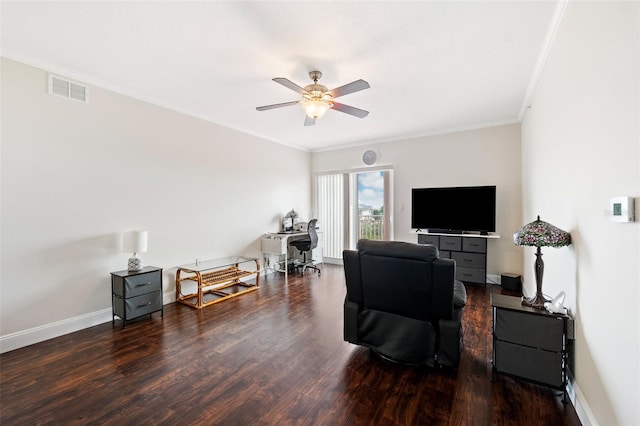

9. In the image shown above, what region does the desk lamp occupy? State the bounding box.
[283,209,299,232]
[513,216,571,309]
[123,230,148,272]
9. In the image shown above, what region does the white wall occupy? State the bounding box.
[521,2,639,425]
[312,123,523,278]
[0,58,311,351]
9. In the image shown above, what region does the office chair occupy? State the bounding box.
[290,219,321,276]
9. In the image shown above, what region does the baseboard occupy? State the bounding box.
[567,371,598,426]
[486,273,501,285]
[0,308,112,354]
[162,290,175,305]
[575,383,598,426]
[0,292,176,354]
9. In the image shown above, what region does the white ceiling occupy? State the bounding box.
[1,1,560,152]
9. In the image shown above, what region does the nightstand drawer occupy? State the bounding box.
[495,309,564,351]
[451,252,485,269]
[456,266,485,284]
[113,291,162,320]
[439,236,461,251]
[113,270,161,297]
[495,340,564,388]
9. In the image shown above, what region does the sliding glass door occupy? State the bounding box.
[353,170,392,244]
[316,168,392,262]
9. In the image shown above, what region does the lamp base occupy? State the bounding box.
[128,255,143,272]
[522,292,550,310]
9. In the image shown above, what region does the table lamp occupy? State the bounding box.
[513,216,571,309]
[123,230,148,272]
[285,209,298,220]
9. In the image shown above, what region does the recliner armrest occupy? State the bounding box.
[343,298,359,343]
[343,250,363,304]
[453,280,467,307]
[431,258,456,319]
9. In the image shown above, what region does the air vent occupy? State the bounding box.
[48,74,88,103]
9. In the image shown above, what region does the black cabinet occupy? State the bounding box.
[417,234,489,286]
[491,293,571,400]
[111,266,163,328]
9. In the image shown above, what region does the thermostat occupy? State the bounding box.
[610,196,634,222]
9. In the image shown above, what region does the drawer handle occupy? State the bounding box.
[463,258,473,262]
[445,242,455,246]
[135,282,152,287]
[462,273,473,277]
[137,302,153,308]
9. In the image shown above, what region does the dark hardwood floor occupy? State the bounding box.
[1,264,580,425]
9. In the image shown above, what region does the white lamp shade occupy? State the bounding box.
[303,100,331,118]
[123,230,148,253]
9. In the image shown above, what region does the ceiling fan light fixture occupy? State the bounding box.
[256,71,370,125]
[303,99,333,119]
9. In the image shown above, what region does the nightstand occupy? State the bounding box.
[491,293,572,402]
[111,266,163,328]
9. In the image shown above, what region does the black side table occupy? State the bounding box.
[111,266,163,328]
[491,293,571,402]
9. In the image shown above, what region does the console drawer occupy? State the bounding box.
[456,266,485,284]
[439,236,461,252]
[462,238,487,253]
[451,252,485,269]
[417,234,439,246]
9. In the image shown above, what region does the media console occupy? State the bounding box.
[416,231,500,286]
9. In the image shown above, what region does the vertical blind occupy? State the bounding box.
[316,174,344,259]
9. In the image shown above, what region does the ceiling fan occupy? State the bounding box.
[256,71,370,126]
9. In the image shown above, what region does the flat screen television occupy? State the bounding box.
[411,185,496,233]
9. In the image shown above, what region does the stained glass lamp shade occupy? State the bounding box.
[513,216,571,309]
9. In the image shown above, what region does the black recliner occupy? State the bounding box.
[343,239,467,368]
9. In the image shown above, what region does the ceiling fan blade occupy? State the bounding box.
[329,79,370,98]
[273,78,308,95]
[256,101,300,111]
[304,115,316,126]
[331,102,369,118]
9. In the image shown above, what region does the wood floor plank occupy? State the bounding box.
[0,264,581,425]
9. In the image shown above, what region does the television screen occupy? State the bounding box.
[411,185,496,233]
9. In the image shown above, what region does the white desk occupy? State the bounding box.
[261,232,323,282]
[261,232,306,282]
